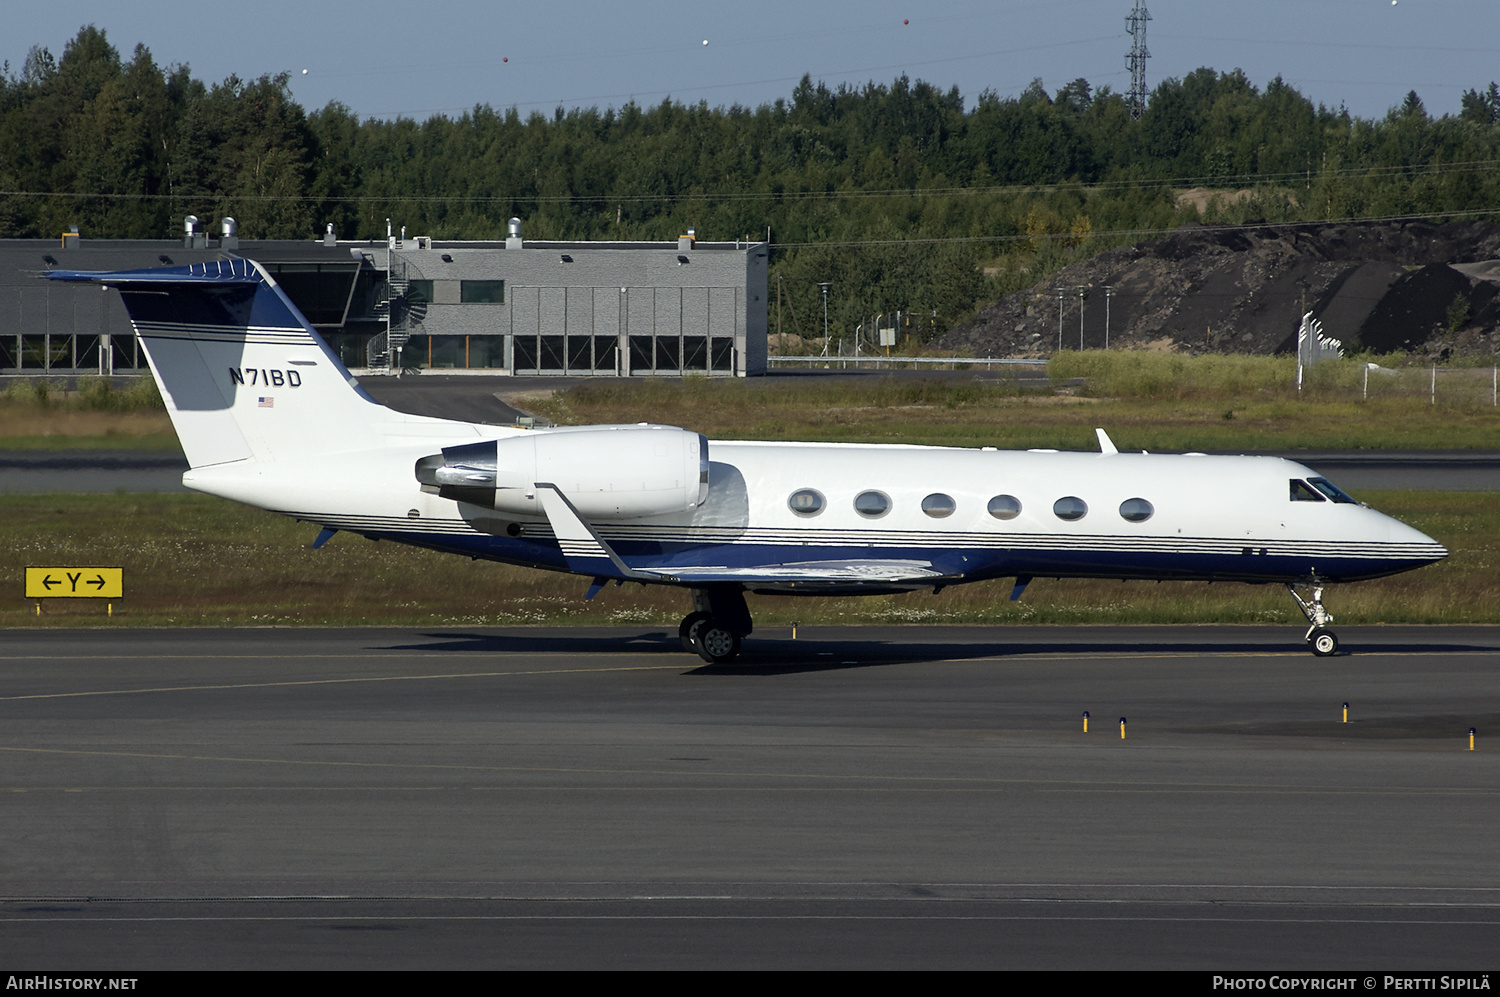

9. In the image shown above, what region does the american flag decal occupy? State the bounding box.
[258,396,274,408]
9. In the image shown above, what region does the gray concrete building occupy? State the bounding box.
[0,221,768,377]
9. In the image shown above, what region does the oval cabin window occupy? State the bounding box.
[854,490,891,518]
[1119,498,1154,523]
[1053,496,1088,521]
[921,493,956,518]
[788,488,825,516]
[987,495,1022,520]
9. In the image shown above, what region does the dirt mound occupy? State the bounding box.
[941,220,1500,358]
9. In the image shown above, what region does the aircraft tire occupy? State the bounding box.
[1308,627,1339,657]
[679,611,713,653]
[695,624,740,664]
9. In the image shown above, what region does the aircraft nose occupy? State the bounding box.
[1386,514,1447,561]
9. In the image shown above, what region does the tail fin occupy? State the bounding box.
[46,258,387,468]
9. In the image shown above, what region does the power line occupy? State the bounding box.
[765,207,1500,249]
[4,156,1497,208]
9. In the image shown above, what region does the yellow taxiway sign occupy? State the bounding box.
[26,567,123,600]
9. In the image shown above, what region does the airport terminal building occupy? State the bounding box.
[0,220,769,377]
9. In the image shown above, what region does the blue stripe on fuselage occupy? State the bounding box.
[342,527,1440,586]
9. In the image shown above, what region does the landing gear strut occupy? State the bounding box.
[678,586,752,664]
[1286,583,1338,657]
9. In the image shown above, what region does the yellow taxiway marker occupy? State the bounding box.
[25,567,123,600]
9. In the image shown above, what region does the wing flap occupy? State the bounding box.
[631,559,951,584]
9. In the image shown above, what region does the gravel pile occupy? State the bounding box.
[941,220,1500,358]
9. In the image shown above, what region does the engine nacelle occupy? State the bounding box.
[416,425,708,520]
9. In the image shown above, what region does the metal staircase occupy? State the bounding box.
[367,258,415,373]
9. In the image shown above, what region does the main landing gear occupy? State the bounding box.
[1287,583,1338,657]
[678,586,752,664]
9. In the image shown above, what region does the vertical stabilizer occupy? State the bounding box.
[46,259,388,467]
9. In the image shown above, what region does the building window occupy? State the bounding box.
[711,338,734,372]
[407,279,433,303]
[460,280,505,304]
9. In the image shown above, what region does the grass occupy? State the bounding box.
[0,376,176,450]
[2,352,1497,452]
[526,366,1500,451]
[2,491,1492,628]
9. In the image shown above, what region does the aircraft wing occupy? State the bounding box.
[535,482,962,588]
[629,559,952,585]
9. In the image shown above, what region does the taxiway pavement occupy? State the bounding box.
[1,624,1497,969]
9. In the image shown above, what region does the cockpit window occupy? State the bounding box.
[1307,477,1358,504]
[1290,479,1326,502]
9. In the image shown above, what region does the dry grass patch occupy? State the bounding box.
[0,409,176,447]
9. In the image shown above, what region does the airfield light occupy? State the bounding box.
[1104,285,1114,349]
[1056,286,1066,351]
[1077,285,1087,350]
[819,282,831,350]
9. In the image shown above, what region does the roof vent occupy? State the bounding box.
[507,217,523,249]
[184,215,205,249]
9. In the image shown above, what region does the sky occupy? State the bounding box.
[4,1,1496,123]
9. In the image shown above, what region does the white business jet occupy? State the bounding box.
[47,260,1447,662]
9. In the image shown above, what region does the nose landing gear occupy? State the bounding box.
[1287,583,1338,656]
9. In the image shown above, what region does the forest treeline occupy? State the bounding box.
[3,26,1500,341]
